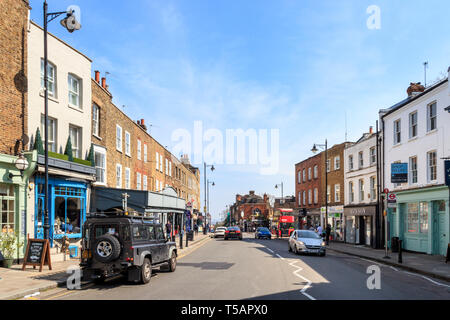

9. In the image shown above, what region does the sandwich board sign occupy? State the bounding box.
[22,238,52,272]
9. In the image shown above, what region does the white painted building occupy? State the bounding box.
[28,21,92,158]
[343,130,379,247]
[380,71,450,255]
[26,21,95,247]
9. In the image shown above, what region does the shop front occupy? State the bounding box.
[0,151,37,259]
[389,186,449,256]
[304,208,321,229]
[32,155,96,247]
[344,205,377,247]
[321,206,344,241]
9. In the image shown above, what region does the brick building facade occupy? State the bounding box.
[90,74,200,209]
[0,0,30,155]
[230,191,270,230]
[295,153,323,227]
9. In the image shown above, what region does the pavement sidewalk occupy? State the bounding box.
[327,242,450,282]
[0,233,211,300]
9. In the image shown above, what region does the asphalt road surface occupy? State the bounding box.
[38,233,450,300]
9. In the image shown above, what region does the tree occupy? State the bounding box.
[34,127,44,155]
[64,136,73,161]
[86,144,95,167]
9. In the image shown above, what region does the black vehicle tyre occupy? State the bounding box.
[288,244,292,252]
[321,251,326,257]
[94,276,105,285]
[93,234,121,263]
[168,251,177,272]
[140,258,152,284]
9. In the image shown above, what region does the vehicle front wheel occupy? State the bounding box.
[140,258,152,284]
[320,251,326,257]
[168,252,177,271]
[288,244,292,252]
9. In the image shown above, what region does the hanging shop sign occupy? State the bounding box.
[391,163,408,183]
[445,160,450,186]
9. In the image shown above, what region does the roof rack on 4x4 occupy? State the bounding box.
[86,207,155,220]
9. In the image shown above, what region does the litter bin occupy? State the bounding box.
[391,237,399,253]
[187,230,194,241]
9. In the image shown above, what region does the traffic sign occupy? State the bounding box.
[383,188,389,194]
[388,193,396,200]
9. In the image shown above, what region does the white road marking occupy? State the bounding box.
[404,272,450,288]
[265,245,316,300]
[24,292,40,299]
[288,259,316,300]
[358,257,450,289]
[266,248,274,253]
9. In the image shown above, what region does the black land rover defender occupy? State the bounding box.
[80,210,177,284]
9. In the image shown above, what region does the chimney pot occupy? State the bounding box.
[94,70,100,83]
[141,119,145,125]
[137,120,141,125]
[101,77,106,89]
[369,126,373,134]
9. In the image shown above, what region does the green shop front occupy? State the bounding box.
[388,185,449,256]
[0,151,37,260]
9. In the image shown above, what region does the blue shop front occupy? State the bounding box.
[33,155,96,247]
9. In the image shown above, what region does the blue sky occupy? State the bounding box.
[30,0,450,223]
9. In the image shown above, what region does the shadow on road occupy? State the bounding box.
[177,262,234,270]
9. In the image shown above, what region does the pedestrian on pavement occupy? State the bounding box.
[165,221,172,240]
[194,223,198,235]
[325,224,331,245]
[317,225,323,235]
[309,225,315,231]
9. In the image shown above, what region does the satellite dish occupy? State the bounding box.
[60,11,81,33]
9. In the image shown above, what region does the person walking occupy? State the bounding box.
[194,223,198,235]
[165,221,172,240]
[325,224,331,245]
[317,224,323,236]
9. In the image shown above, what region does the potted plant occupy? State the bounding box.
[0,231,24,268]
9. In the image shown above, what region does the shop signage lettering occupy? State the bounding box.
[280,216,294,223]
[22,238,52,272]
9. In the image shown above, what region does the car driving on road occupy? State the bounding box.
[80,209,177,284]
[213,226,227,238]
[224,226,243,240]
[255,227,272,239]
[288,230,326,256]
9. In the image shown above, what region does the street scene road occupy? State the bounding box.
[38,234,450,300]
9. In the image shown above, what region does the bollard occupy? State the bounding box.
[180,231,183,249]
[185,231,189,248]
[398,239,403,263]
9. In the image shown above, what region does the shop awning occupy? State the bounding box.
[90,186,186,214]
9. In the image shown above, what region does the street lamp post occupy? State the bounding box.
[274,182,284,203]
[207,180,215,232]
[42,1,81,240]
[203,162,215,234]
[311,140,328,229]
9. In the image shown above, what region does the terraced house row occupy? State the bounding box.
[0,0,200,260]
[294,76,450,256]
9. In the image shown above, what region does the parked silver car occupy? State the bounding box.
[288,230,326,256]
[214,227,227,238]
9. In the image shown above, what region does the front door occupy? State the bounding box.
[155,225,167,263]
[365,216,371,246]
[434,200,448,256]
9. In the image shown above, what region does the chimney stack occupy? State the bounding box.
[369,126,373,134]
[94,70,100,83]
[101,77,106,89]
[407,82,425,97]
